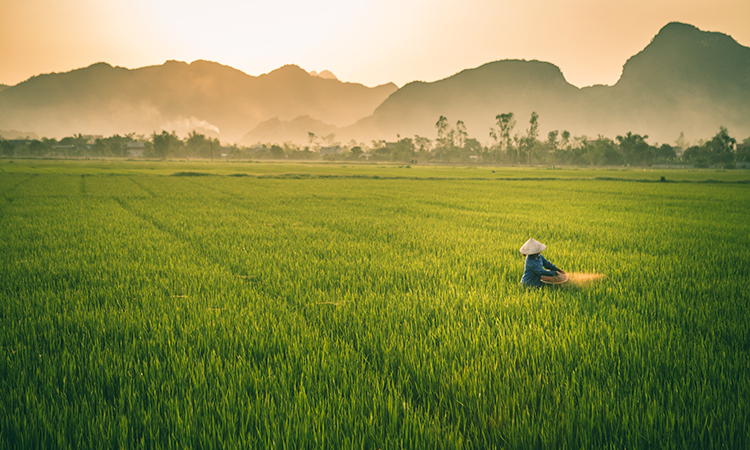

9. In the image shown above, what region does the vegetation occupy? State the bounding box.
[2,113,749,167]
[1,160,749,448]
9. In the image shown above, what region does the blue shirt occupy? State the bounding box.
[520,254,560,289]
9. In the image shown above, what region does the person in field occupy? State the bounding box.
[519,238,564,289]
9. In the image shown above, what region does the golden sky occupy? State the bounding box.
[1,0,749,88]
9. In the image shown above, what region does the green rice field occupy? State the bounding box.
[1,159,749,449]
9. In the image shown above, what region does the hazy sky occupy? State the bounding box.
[1,0,749,88]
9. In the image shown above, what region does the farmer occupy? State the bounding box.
[519,238,564,289]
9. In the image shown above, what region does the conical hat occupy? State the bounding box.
[519,238,546,254]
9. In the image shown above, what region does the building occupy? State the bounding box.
[319,145,342,157]
[83,135,103,145]
[124,141,146,158]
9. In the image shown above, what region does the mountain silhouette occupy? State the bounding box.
[240,115,337,146]
[310,70,339,81]
[1,22,748,145]
[0,61,396,142]
[340,22,750,144]
[340,59,582,143]
[579,22,750,140]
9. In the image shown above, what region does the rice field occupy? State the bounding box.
[1,159,749,449]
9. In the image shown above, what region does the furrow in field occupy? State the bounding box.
[112,196,175,238]
[126,176,158,198]
[0,174,35,218]
[3,165,750,449]
[109,192,280,306]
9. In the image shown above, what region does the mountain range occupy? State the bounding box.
[0,61,396,142]
[337,22,750,144]
[1,22,748,145]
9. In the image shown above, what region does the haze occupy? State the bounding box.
[1,0,749,88]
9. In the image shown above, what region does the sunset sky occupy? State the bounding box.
[1,0,748,89]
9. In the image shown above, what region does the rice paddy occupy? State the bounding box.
[1,159,749,449]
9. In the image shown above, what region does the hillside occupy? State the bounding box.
[0,61,397,142]
[580,22,750,140]
[0,129,39,140]
[341,22,750,144]
[341,59,582,143]
[1,22,748,145]
[240,115,337,146]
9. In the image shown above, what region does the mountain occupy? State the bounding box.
[341,59,583,142]
[309,70,338,81]
[2,22,748,146]
[340,22,750,144]
[240,115,337,146]
[0,61,397,142]
[0,129,39,140]
[580,22,750,141]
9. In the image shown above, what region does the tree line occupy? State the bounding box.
[421,112,749,167]
[2,113,749,167]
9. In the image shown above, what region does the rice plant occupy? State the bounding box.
[1,160,748,449]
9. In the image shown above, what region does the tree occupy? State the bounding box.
[283,141,299,155]
[371,140,392,161]
[527,112,539,140]
[392,137,416,162]
[682,145,707,166]
[349,146,363,159]
[581,136,621,166]
[704,126,736,165]
[674,132,688,154]
[455,120,468,149]
[152,130,181,159]
[59,134,88,156]
[464,138,483,161]
[106,134,136,157]
[490,113,516,160]
[736,137,750,163]
[656,144,676,161]
[270,145,285,159]
[185,131,218,159]
[561,130,571,149]
[307,132,317,151]
[42,137,59,155]
[546,130,559,153]
[435,116,448,138]
[435,116,450,161]
[519,111,539,163]
[90,138,106,156]
[1,140,15,157]
[322,133,338,147]
[29,140,48,156]
[616,132,651,166]
[413,135,432,160]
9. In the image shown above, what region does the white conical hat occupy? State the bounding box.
[519,238,546,254]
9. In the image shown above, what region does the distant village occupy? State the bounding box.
[2,117,749,168]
